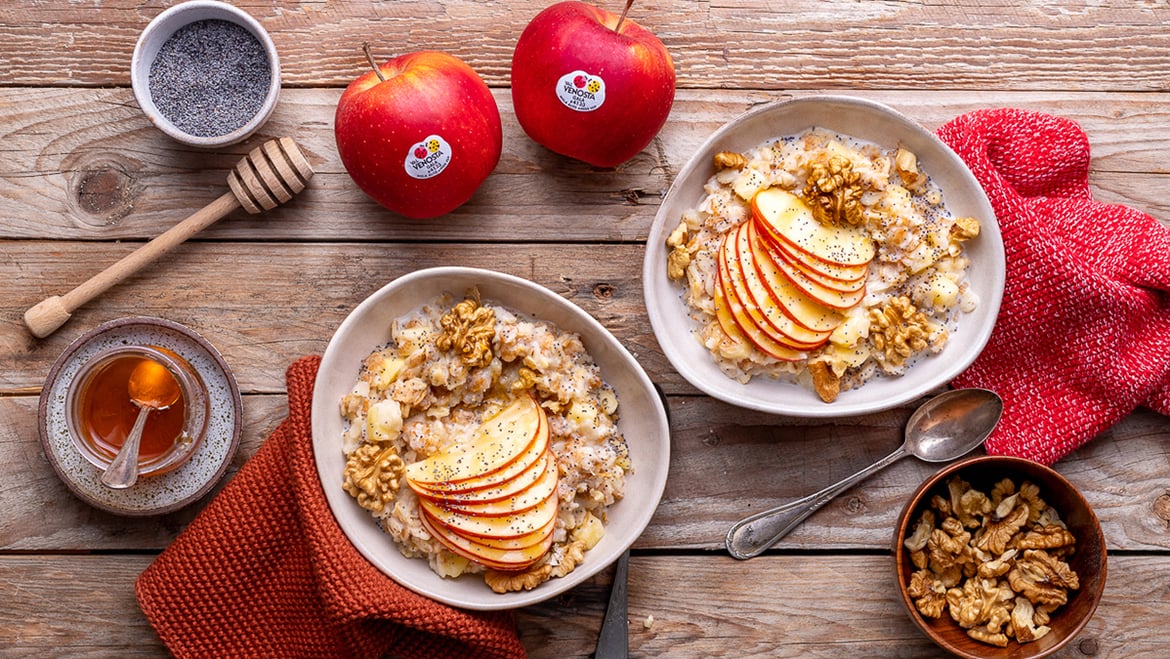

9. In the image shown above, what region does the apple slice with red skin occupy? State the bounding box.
[423,452,560,517]
[746,220,869,310]
[754,221,868,293]
[404,395,547,491]
[720,226,834,349]
[717,234,825,354]
[753,213,870,285]
[419,484,560,540]
[760,241,868,310]
[751,188,875,268]
[409,449,551,504]
[428,511,559,552]
[736,222,844,333]
[715,235,822,358]
[713,269,806,362]
[420,508,555,570]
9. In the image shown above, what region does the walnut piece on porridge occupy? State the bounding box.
[802,154,866,227]
[951,216,981,241]
[713,151,748,170]
[808,360,841,403]
[894,147,929,194]
[868,297,932,368]
[666,220,692,280]
[436,291,496,368]
[342,443,405,515]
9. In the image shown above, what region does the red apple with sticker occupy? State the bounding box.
[511,0,676,168]
[335,47,502,219]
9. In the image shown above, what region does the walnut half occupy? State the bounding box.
[436,291,496,368]
[342,443,405,515]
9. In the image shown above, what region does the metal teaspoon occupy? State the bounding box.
[725,388,1003,560]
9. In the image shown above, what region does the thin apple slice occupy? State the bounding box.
[410,449,551,503]
[418,485,559,540]
[713,271,803,361]
[754,214,870,284]
[715,238,818,359]
[404,395,546,490]
[420,508,554,570]
[755,222,868,292]
[428,509,558,552]
[409,414,547,495]
[720,227,833,349]
[736,222,844,333]
[756,236,868,310]
[428,453,559,517]
[752,188,875,267]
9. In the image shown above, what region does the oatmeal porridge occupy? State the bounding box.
[338,290,631,593]
[664,128,982,402]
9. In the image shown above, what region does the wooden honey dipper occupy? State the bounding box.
[24,137,314,338]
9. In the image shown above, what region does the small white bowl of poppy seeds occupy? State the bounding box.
[131,0,280,148]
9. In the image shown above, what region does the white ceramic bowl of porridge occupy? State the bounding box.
[644,96,1004,417]
[311,267,670,610]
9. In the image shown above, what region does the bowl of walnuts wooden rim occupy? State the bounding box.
[893,455,1106,658]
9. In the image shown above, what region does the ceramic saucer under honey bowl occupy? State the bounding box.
[38,317,242,516]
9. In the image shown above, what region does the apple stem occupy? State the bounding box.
[614,0,635,33]
[362,42,386,82]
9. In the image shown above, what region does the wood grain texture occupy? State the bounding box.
[6,1,1170,655]
[5,390,1168,554]
[4,1,1170,91]
[0,553,1166,658]
[3,89,1170,242]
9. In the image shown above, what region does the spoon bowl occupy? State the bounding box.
[725,388,1002,560]
[903,388,1005,462]
[101,357,183,490]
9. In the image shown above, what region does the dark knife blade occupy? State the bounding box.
[594,549,629,659]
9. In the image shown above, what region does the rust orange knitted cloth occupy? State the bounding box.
[939,109,1170,465]
[136,356,527,659]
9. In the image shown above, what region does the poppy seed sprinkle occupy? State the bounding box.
[148,19,271,138]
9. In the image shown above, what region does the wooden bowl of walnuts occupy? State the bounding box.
[893,455,1106,658]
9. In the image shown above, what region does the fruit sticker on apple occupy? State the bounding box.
[404,135,453,180]
[335,45,502,219]
[512,0,676,168]
[556,70,606,111]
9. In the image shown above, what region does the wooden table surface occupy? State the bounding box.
[4,1,1170,657]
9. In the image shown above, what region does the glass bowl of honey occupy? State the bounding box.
[66,344,209,480]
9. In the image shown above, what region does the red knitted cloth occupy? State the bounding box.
[939,109,1170,465]
[136,356,527,659]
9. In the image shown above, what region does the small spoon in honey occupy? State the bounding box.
[101,357,182,489]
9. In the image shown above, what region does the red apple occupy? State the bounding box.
[335,48,502,219]
[511,0,676,168]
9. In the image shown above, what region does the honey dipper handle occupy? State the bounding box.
[23,138,315,339]
[24,192,240,338]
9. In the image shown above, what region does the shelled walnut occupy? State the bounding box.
[903,476,1080,648]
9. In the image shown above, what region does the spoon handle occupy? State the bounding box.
[101,406,151,489]
[725,445,909,559]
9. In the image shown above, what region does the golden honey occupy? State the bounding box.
[67,344,208,478]
[76,354,186,462]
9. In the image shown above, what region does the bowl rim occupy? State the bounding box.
[642,94,1005,417]
[310,266,671,610]
[892,454,1107,658]
[130,0,282,148]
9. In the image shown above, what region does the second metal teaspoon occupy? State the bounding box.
[725,388,1003,560]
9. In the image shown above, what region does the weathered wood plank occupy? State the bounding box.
[5,390,1168,554]
[3,1,1170,91]
[3,89,1170,243]
[0,242,661,391]
[0,553,1163,657]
